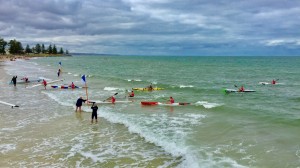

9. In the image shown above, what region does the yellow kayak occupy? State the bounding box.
[132,87,164,91]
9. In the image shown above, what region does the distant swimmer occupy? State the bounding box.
[11,76,17,86]
[238,85,245,92]
[91,103,98,123]
[42,79,47,89]
[76,97,86,112]
[129,90,135,97]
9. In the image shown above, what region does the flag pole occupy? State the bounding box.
[82,75,88,100]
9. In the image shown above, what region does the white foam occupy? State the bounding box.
[0,144,16,154]
[194,101,222,109]
[127,79,142,82]
[103,87,120,91]
[179,85,194,88]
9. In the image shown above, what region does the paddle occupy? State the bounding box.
[103,93,118,102]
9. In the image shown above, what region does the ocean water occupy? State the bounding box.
[1,55,300,168]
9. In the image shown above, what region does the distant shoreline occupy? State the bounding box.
[0,54,71,62]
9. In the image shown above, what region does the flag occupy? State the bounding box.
[81,75,86,83]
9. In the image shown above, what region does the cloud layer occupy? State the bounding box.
[1,0,300,56]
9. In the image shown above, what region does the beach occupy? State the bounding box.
[1,55,300,167]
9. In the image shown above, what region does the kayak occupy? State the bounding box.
[0,100,19,108]
[133,87,164,91]
[141,101,191,106]
[26,79,64,88]
[88,100,133,104]
[51,85,87,89]
[259,82,282,85]
[9,79,42,84]
[224,89,256,93]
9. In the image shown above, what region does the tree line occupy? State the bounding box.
[0,37,69,55]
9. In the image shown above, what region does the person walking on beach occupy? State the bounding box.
[76,97,86,112]
[42,79,47,90]
[11,76,17,86]
[91,102,98,123]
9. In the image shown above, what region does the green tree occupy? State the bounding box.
[59,47,64,54]
[48,44,53,54]
[0,37,7,55]
[53,44,57,54]
[35,43,41,53]
[9,39,23,54]
[41,44,45,53]
[25,44,32,54]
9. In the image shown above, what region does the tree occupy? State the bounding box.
[59,47,64,54]
[48,44,53,54]
[35,43,41,53]
[52,44,57,54]
[0,37,7,55]
[41,44,45,53]
[9,39,23,54]
[25,44,32,54]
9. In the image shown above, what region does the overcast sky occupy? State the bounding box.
[1,0,300,56]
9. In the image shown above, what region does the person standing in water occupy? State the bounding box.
[42,79,47,90]
[11,76,17,86]
[75,97,86,112]
[57,68,61,77]
[91,103,98,123]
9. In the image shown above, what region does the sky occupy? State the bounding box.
[1,0,300,56]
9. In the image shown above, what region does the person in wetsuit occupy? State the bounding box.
[91,103,98,123]
[11,76,17,86]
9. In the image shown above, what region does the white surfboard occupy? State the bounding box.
[0,100,19,108]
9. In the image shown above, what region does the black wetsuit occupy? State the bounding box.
[91,105,98,119]
[11,76,17,86]
[76,98,86,107]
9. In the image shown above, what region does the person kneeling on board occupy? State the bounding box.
[76,97,87,112]
[91,102,98,123]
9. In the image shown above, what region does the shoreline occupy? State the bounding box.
[0,54,71,62]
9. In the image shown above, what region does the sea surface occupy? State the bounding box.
[1,55,300,168]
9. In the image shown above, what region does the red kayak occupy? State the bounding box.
[141,101,158,105]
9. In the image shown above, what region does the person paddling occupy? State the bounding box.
[70,82,75,89]
[272,79,276,85]
[238,85,245,92]
[129,90,135,97]
[147,83,153,91]
[169,96,175,104]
